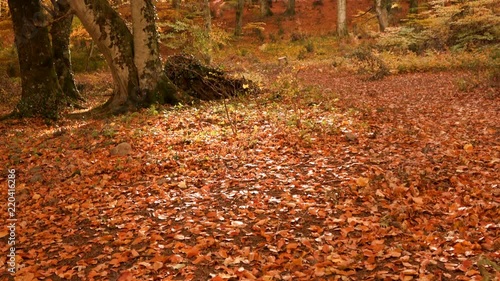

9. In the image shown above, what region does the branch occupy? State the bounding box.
[354,6,374,18]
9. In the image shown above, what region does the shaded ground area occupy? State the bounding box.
[0,68,498,280]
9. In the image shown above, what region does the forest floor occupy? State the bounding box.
[0,64,498,280]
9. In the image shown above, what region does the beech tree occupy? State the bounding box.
[68,0,179,113]
[375,0,389,32]
[337,0,347,37]
[235,0,244,35]
[409,0,418,14]
[286,0,296,16]
[260,0,272,17]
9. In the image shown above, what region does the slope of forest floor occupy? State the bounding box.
[0,65,498,280]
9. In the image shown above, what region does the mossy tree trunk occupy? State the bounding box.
[8,0,62,119]
[51,0,84,105]
[129,0,181,104]
[409,0,418,14]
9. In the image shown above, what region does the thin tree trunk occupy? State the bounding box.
[68,0,141,112]
[409,0,418,14]
[8,0,61,119]
[85,41,94,72]
[51,0,83,104]
[375,0,389,32]
[286,0,295,15]
[260,0,272,17]
[337,0,348,37]
[235,0,244,36]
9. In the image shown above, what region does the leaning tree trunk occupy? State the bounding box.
[8,0,61,119]
[235,0,244,36]
[337,0,348,37]
[260,0,272,17]
[51,0,83,105]
[68,0,142,113]
[375,0,389,32]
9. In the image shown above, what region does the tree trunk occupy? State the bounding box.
[172,0,180,9]
[68,0,142,113]
[286,0,295,15]
[260,0,272,17]
[8,0,61,119]
[375,0,389,32]
[336,0,348,37]
[51,0,83,105]
[130,0,179,104]
[203,0,213,64]
[235,0,244,36]
[409,0,418,14]
[130,0,162,93]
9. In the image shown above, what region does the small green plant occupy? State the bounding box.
[254,28,266,42]
[455,77,479,92]
[147,104,159,116]
[239,49,249,56]
[297,49,307,60]
[377,0,500,53]
[91,130,100,139]
[305,41,315,53]
[269,33,278,43]
[290,32,307,42]
[102,128,116,138]
[347,47,389,80]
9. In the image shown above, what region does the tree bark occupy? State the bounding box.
[235,0,244,36]
[51,0,83,104]
[409,0,418,14]
[203,0,213,64]
[375,0,389,32]
[68,0,142,112]
[260,0,272,17]
[336,0,348,37]
[8,0,62,119]
[130,0,179,104]
[286,0,295,16]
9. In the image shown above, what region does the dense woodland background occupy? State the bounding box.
[0,0,499,280]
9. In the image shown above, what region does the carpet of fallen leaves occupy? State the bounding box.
[0,68,498,280]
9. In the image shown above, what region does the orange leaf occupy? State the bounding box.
[117,271,135,281]
[185,247,200,258]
